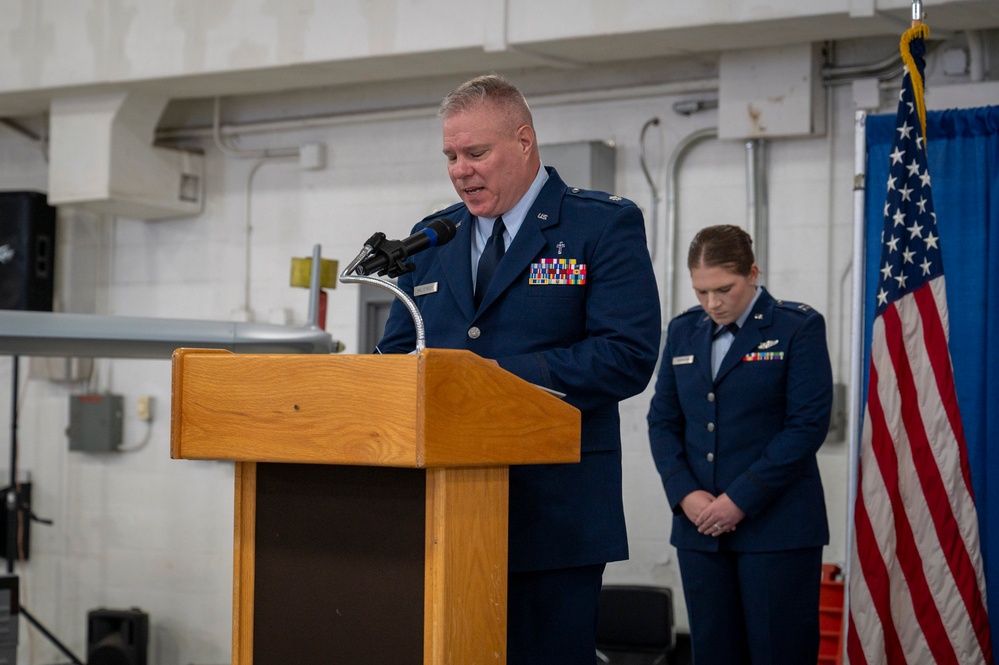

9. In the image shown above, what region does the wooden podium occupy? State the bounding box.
[170,347,581,665]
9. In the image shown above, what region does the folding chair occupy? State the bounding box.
[595,585,675,665]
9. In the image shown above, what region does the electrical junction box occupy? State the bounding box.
[719,42,826,140]
[540,141,616,193]
[68,394,124,452]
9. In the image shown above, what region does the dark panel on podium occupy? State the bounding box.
[253,463,426,665]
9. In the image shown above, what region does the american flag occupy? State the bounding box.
[846,25,993,665]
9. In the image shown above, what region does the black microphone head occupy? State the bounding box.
[426,218,457,246]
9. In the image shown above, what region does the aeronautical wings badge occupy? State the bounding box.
[757,340,779,350]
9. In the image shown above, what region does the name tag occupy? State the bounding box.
[672,355,694,365]
[414,282,438,296]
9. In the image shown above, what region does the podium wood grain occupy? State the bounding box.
[171,348,580,467]
[171,348,580,665]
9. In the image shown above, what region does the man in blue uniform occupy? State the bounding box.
[377,74,661,664]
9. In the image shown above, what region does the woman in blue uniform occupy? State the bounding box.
[648,224,833,664]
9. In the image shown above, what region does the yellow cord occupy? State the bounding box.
[900,24,930,145]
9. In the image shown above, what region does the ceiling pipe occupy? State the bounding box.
[156,79,722,143]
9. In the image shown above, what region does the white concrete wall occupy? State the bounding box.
[0,68,868,664]
[0,18,996,665]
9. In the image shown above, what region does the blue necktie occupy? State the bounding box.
[713,322,740,339]
[475,216,505,307]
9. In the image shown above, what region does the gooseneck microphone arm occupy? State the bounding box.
[340,241,427,353]
[340,219,457,354]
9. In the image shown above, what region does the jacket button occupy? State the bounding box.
[707,453,715,462]
[707,392,715,402]
[467,327,481,339]
[707,422,715,432]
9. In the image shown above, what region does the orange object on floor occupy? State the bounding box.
[818,563,845,665]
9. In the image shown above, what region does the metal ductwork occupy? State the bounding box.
[48,91,204,220]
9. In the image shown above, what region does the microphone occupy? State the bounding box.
[355,218,457,276]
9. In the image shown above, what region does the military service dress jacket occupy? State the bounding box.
[648,287,833,552]
[378,167,661,572]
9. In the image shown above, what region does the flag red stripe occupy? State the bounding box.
[851,452,906,664]
[868,310,960,664]
[866,357,947,664]
[913,282,993,661]
[913,284,975,498]
[847,611,871,665]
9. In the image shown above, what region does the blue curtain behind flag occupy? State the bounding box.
[865,105,999,636]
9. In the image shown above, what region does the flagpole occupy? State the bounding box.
[844,106,867,664]
[912,0,923,25]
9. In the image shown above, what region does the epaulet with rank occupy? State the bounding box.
[420,200,465,222]
[774,299,817,315]
[676,304,705,319]
[566,187,635,207]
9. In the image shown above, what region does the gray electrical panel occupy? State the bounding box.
[540,141,616,193]
[68,394,124,452]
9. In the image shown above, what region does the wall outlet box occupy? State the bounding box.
[299,142,326,171]
[68,394,124,452]
[136,395,152,421]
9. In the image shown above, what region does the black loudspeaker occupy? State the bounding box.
[0,191,56,312]
[0,483,31,562]
[87,608,148,665]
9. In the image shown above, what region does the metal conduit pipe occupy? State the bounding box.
[664,126,718,323]
[824,38,945,88]
[155,35,946,147]
[664,133,767,335]
[967,30,985,83]
[639,117,662,261]
[823,48,905,82]
[156,79,722,143]
[212,96,300,160]
[746,139,769,279]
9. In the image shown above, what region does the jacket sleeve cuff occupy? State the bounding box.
[724,473,771,518]
[664,471,701,514]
